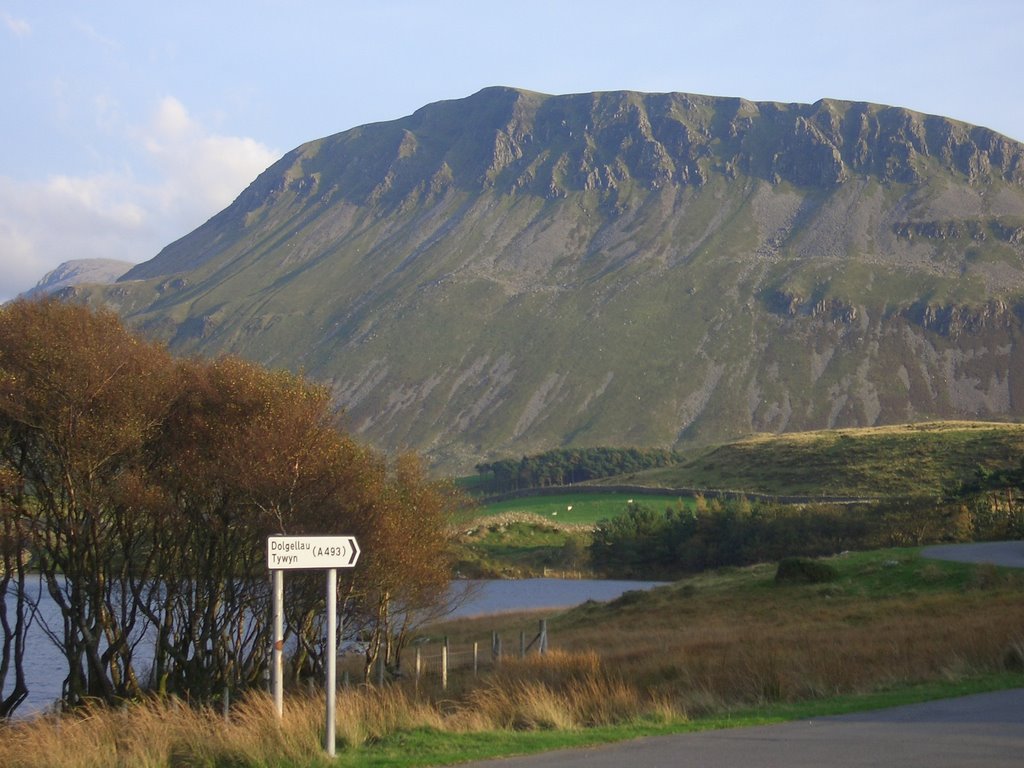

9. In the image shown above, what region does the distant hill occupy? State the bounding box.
[23,259,134,299]
[593,421,1024,498]
[75,87,1024,473]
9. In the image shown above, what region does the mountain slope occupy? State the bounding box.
[23,259,134,299]
[83,87,1024,472]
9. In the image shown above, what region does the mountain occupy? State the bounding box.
[78,87,1024,473]
[23,259,134,299]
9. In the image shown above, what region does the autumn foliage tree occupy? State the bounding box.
[0,299,177,707]
[0,299,461,715]
[354,453,463,680]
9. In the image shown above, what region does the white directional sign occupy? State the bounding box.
[266,534,362,755]
[266,535,360,570]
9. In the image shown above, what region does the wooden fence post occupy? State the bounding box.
[441,642,449,691]
[539,619,548,655]
[473,641,479,676]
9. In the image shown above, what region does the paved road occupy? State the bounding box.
[455,689,1024,768]
[922,540,1024,567]
[454,542,1024,768]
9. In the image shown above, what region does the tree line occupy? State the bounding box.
[589,492,1024,578]
[475,447,683,494]
[0,299,464,718]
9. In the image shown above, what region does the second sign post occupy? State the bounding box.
[266,535,361,757]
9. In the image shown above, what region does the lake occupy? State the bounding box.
[4,577,665,716]
[446,578,666,618]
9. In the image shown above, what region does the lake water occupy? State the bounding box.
[4,577,665,716]
[446,578,666,618]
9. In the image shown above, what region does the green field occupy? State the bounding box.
[471,492,691,526]
[454,493,692,577]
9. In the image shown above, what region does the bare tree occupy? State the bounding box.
[0,462,31,718]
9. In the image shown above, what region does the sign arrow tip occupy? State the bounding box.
[348,537,361,566]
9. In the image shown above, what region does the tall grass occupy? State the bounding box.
[0,654,658,767]
[452,651,678,732]
[0,694,330,768]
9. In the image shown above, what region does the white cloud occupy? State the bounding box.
[140,96,278,224]
[148,96,196,146]
[0,172,155,299]
[0,97,277,302]
[3,13,30,37]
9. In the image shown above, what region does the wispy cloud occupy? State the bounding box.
[0,97,277,301]
[3,12,31,37]
[73,18,120,51]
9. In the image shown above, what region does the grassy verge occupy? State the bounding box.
[7,668,1018,768]
[343,674,1024,767]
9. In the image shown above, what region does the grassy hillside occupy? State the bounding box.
[601,421,1024,497]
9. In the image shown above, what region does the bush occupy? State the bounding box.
[774,557,838,584]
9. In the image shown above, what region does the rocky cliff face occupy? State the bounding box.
[85,87,1024,472]
[123,88,1024,284]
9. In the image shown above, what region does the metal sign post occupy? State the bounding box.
[267,535,360,756]
[272,569,284,718]
[325,567,337,756]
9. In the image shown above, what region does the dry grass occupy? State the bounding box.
[0,654,649,767]
[546,577,1024,713]
[0,694,330,768]
[332,685,445,748]
[434,553,1024,716]
[450,651,679,732]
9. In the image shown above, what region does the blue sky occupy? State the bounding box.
[2,0,1022,301]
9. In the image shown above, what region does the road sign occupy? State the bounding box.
[266,534,361,756]
[266,535,360,570]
